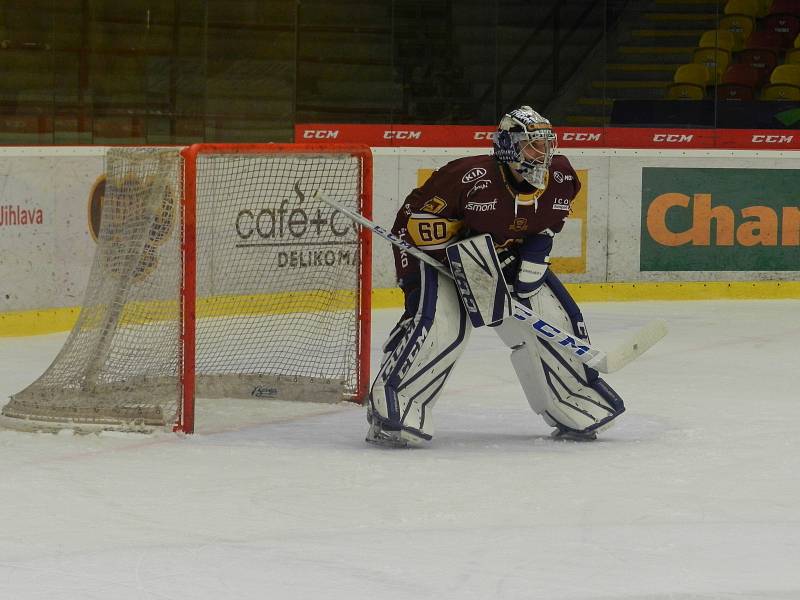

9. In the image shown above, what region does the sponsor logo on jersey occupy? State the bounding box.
[466,179,491,197]
[421,196,447,214]
[461,167,487,183]
[465,199,497,212]
[552,171,574,184]
[509,217,528,232]
[553,198,571,211]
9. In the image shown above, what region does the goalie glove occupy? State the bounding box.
[515,233,554,299]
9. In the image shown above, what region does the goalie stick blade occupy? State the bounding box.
[590,319,668,374]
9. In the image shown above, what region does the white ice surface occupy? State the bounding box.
[1,300,799,600]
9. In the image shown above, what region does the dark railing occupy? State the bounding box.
[512,1,608,111]
[476,1,607,118]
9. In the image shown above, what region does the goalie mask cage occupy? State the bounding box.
[1,144,372,434]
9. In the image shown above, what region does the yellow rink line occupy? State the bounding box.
[1,282,798,337]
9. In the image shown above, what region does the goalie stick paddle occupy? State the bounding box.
[295,183,667,374]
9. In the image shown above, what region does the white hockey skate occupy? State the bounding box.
[550,427,598,442]
[365,410,426,448]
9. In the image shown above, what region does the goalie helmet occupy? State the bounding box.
[493,105,557,189]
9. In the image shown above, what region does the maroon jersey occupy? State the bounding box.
[391,153,581,285]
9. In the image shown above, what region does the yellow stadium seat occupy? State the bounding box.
[676,63,711,85]
[719,14,756,50]
[785,47,800,62]
[692,48,731,83]
[666,84,705,100]
[756,0,774,17]
[761,63,800,98]
[756,0,775,16]
[697,29,736,54]
[769,62,800,84]
[725,0,760,18]
[761,85,800,99]
[665,64,710,99]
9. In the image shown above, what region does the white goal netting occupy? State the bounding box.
[2,145,370,432]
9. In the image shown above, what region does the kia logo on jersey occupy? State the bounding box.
[461,167,487,183]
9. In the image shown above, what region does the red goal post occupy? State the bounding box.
[2,143,373,434]
[178,143,373,433]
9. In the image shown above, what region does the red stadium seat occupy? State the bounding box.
[763,14,800,47]
[717,63,761,99]
[768,0,800,16]
[738,31,782,84]
[764,0,800,47]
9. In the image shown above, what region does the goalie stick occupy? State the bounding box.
[295,183,666,374]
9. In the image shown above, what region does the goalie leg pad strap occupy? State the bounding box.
[495,278,625,435]
[369,263,471,440]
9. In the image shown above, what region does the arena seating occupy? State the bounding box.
[719,0,759,51]
[666,0,800,101]
[693,29,735,82]
[666,63,711,99]
[717,63,762,98]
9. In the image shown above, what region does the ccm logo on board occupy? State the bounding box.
[384,130,422,139]
[302,130,339,139]
[752,135,794,143]
[473,131,496,140]
[560,132,602,141]
[652,134,694,143]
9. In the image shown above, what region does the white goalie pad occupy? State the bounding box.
[445,234,513,328]
[494,277,625,436]
[369,264,472,442]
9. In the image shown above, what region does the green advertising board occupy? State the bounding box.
[641,167,800,271]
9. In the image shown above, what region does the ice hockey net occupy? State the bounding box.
[2,144,372,433]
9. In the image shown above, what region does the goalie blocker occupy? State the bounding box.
[367,235,624,447]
